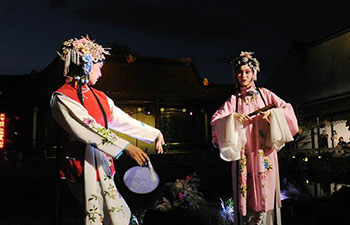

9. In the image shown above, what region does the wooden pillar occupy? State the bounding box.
[155,104,161,129]
[204,112,208,145]
[330,119,335,149]
[316,116,321,153]
[311,127,315,149]
[32,107,38,151]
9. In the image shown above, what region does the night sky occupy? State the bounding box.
[0,0,349,85]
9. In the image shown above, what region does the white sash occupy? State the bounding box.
[85,145,131,225]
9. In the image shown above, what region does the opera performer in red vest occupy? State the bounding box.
[50,35,165,225]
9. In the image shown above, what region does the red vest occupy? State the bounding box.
[56,83,116,182]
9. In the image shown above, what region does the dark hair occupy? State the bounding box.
[58,60,86,105]
[231,51,260,74]
[67,63,84,79]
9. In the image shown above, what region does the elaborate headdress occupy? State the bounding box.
[232,51,260,73]
[57,35,110,84]
[232,51,267,106]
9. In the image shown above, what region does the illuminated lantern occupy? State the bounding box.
[203,77,209,86]
[0,113,5,149]
[126,54,136,64]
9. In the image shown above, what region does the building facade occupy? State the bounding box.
[265,27,350,151]
[0,54,235,157]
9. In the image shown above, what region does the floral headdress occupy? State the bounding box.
[57,35,110,83]
[232,51,260,73]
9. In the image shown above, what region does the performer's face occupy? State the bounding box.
[89,62,103,85]
[235,64,254,88]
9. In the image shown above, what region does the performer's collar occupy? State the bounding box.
[238,86,259,97]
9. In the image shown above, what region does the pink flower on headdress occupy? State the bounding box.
[243,53,249,58]
[72,39,83,48]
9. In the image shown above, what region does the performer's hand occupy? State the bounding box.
[259,110,271,123]
[233,113,252,123]
[155,132,165,154]
[125,144,148,166]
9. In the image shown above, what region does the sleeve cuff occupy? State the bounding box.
[115,149,126,160]
[115,143,129,160]
[152,131,161,143]
[220,147,240,161]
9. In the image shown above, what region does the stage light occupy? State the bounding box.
[145,105,152,115]
[182,108,187,112]
[137,107,142,112]
[189,112,193,116]
[160,107,165,112]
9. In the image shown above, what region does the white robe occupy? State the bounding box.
[51,92,160,225]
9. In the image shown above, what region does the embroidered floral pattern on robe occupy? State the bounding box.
[245,211,267,225]
[239,147,247,197]
[83,118,117,145]
[257,150,273,188]
[86,195,102,223]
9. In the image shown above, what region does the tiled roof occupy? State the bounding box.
[95,55,234,103]
[302,93,350,120]
[0,55,235,107]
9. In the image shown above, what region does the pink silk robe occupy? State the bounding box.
[211,88,298,216]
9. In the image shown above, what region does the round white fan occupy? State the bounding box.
[123,158,159,194]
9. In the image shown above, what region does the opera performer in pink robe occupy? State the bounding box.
[211,51,298,225]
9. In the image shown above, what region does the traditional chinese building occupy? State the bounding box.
[0,54,235,157]
[265,26,350,151]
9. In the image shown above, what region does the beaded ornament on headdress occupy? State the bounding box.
[232,51,260,72]
[57,35,110,83]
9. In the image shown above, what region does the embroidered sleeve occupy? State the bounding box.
[50,93,129,158]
